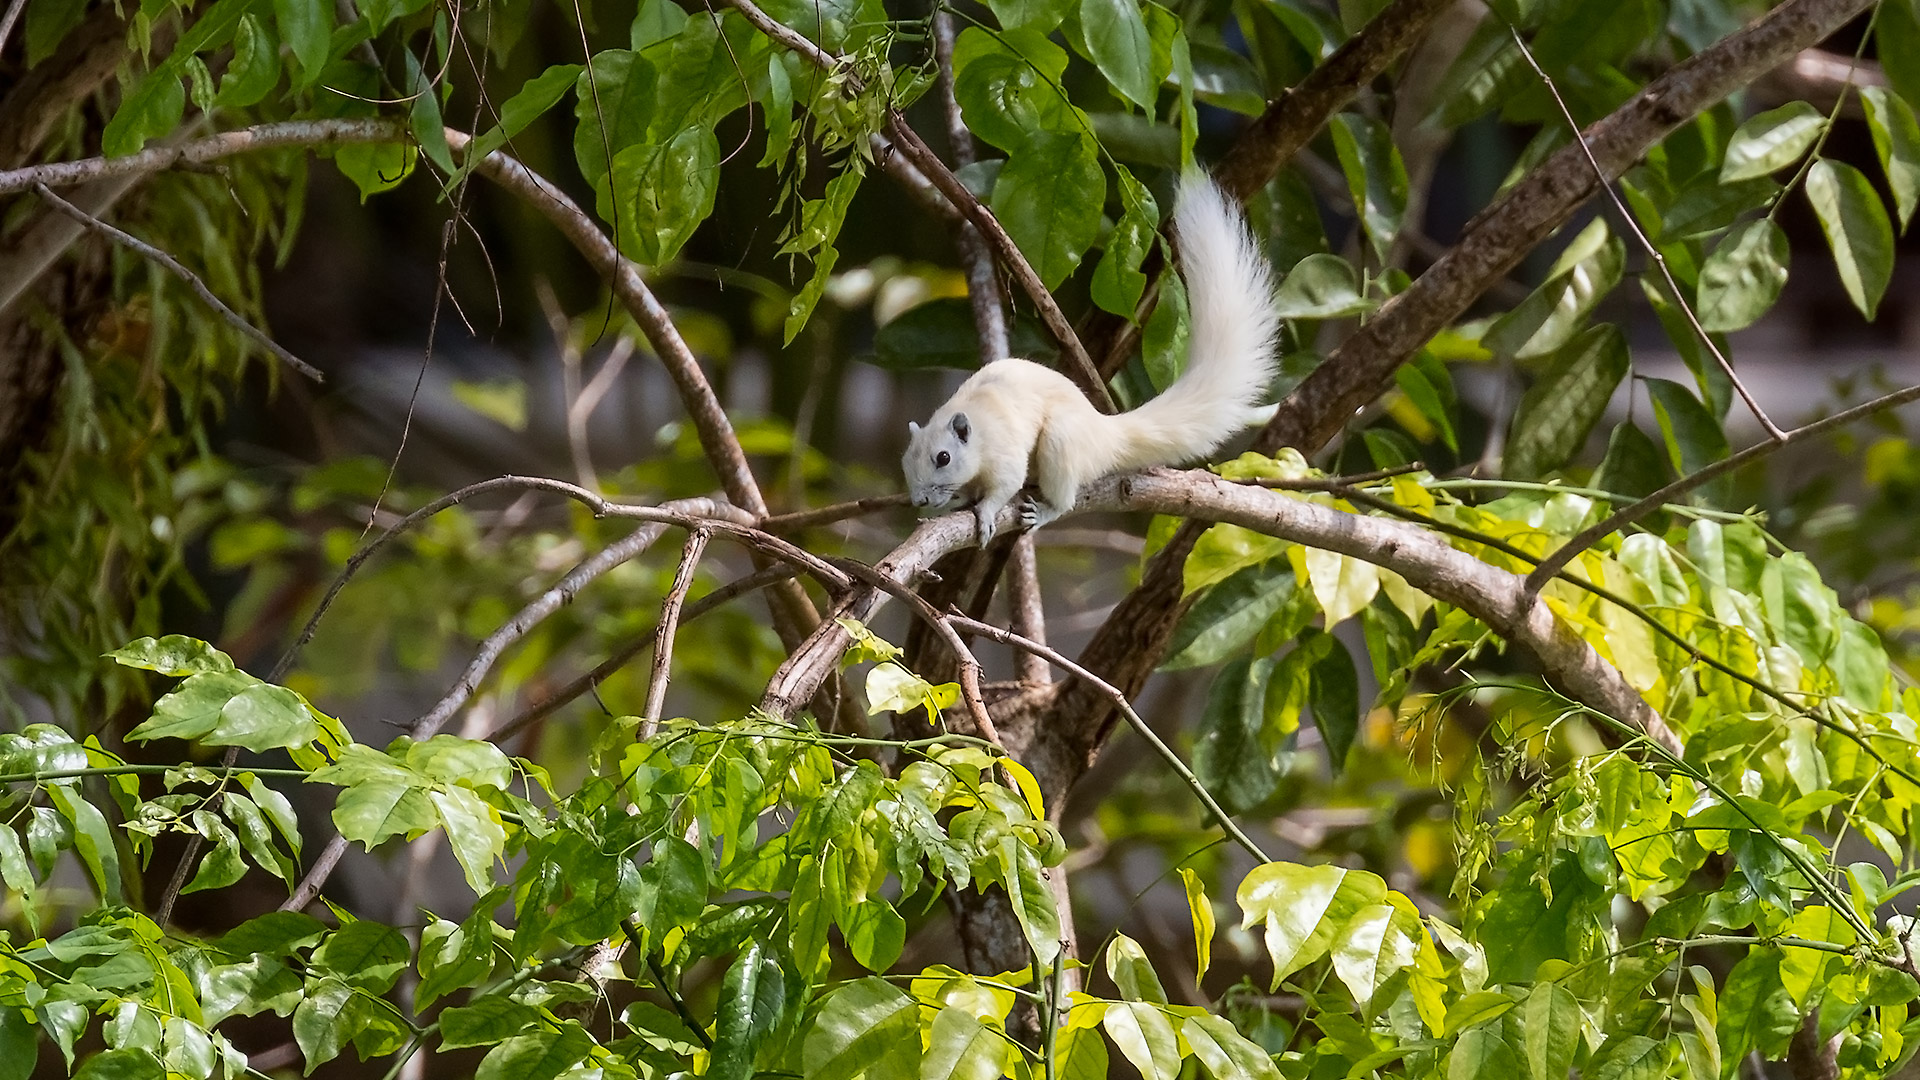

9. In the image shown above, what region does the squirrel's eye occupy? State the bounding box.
[934,451,951,468]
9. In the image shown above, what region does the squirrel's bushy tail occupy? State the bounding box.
[1108,174,1280,470]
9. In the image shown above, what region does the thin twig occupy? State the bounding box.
[32,183,323,381]
[949,614,1271,863]
[1523,380,1920,595]
[824,557,1003,751]
[1238,462,1425,491]
[642,529,712,737]
[0,0,26,59]
[760,493,912,531]
[1504,29,1782,440]
[482,564,803,745]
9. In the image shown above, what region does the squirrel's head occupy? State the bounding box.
[902,411,973,513]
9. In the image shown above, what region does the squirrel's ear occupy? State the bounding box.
[907,420,921,435]
[950,412,971,442]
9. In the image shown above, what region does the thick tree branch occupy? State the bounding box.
[1256,0,1876,457]
[761,468,1679,756]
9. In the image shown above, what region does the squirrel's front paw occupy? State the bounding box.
[1017,495,1057,532]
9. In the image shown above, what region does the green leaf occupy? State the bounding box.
[1237,862,1387,987]
[1329,899,1421,1005]
[1329,113,1408,261]
[1163,560,1300,670]
[292,977,362,1071]
[273,0,334,87]
[1425,16,1525,127]
[331,779,437,848]
[1697,218,1789,331]
[783,170,863,342]
[711,941,785,1080]
[464,63,585,166]
[212,683,321,752]
[474,1026,593,1080]
[1179,868,1216,985]
[841,898,905,972]
[1272,253,1371,320]
[221,791,290,883]
[953,28,1073,154]
[1656,174,1779,241]
[1719,102,1824,182]
[869,297,1055,370]
[992,131,1104,289]
[313,921,409,994]
[49,783,122,903]
[430,786,507,894]
[1645,378,1732,502]
[72,1049,163,1080]
[1057,1023,1109,1080]
[1092,168,1160,317]
[1193,656,1283,814]
[1104,1001,1180,1080]
[611,126,721,266]
[921,1006,1007,1080]
[128,670,256,744]
[1449,1027,1522,1079]
[439,999,541,1049]
[1143,269,1189,390]
[1180,1013,1281,1080]
[1592,422,1670,500]
[1587,1034,1662,1080]
[102,67,185,157]
[996,835,1063,964]
[181,812,245,894]
[1719,948,1800,1062]
[1523,983,1578,1080]
[801,977,918,1080]
[106,635,234,677]
[1081,0,1157,108]
[1107,934,1168,1003]
[1805,158,1894,319]
[632,0,690,47]
[214,15,281,108]
[1861,86,1920,230]
[1503,323,1631,479]
[1482,219,1623,360]
[1479,856,1589,984]
[0,1007,36,1080]
[992,0,1072,30]
[1307,631,1359,775]
[25,0,87,67]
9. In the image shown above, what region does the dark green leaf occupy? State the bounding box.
[953,28,1073,155]
[1424,16,1525,128]
[214,15,281,108]
[72,1049,162,1080]
[1449,1026,1521,1079]
[25,0,87,67]
[1163,560,1300,670]
[1306,631,1359,776]
[1192,657,1282,814]
[992,131,1104,289]
[1503,324,1631,479]
[869,298,1054,370]
[1523,982,1578,1080]
[49,784,121,904]
[1480,856,1590,984]
[1657,175,1778,241]
[1805,158,1894,318]
[1092,168,1160,316]
[1329,113,1408,261]
[991,0,1072,30]
[181,812,245,894]
[0,1007,36,1080]
[1645,378,1732,502]
[631,0,689,48]
[609,126,719,266]
[1142,269,1189,390]
[1483,220,1623,360]
[1587,1034,1662,1080]
[1592,423,1671,501]
[292,977,362,1071]
[711,941,785,1080]
[1697,218,1789,331]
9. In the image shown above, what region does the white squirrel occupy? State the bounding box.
[902,173,1281,543]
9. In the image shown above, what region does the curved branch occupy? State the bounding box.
[1256,0,1876,457]
[762,467,1681,755]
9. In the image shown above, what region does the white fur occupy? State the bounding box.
[903,174,1280,543]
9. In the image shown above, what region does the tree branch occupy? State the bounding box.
[641,529,711,737]
[32,183,323,381]
[1255,0,1876,457]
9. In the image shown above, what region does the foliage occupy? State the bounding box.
[9,0,1920,1074]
